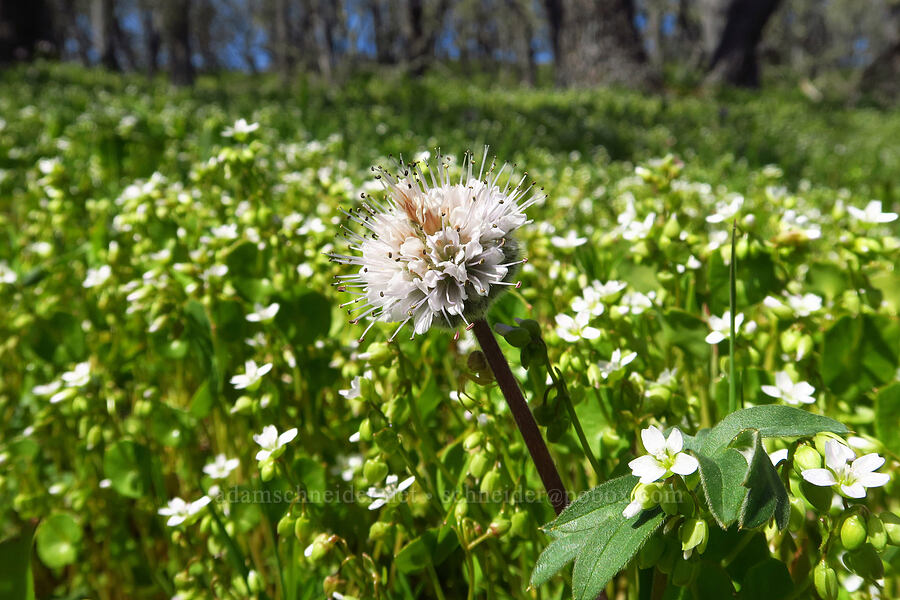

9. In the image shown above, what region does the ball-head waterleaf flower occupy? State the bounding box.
[330,149,543,341]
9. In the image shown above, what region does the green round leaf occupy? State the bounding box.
[36,513,82,570]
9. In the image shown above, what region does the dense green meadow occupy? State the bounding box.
[1,63,900,599]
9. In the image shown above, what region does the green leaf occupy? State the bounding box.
[700,405,848,453]
[0,527,36,600]
[225,241,264,277]
[531,535,587,587]
[189,380,215,418]
[103,440,153,498]
[694,561,735,600]
[695,444,750,528]
[543,475,637,537]
[875,382,900,456]
[395,526,459,574]
[739,431,790,530]
[822,314,900,396]
[571,509,665,600]
[738,558,793,600]
[806,262,849,301]
[35,513,82,570]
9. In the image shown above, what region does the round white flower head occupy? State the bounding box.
[628,426,699,484]
[761,371,816,405]
[331,149,543,342]
[801,439,890,498]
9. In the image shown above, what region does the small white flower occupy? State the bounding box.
[246,302,280,323]
[571,287,605,318]
[203,454,240,479]
[619,291,653,315]
[597,348,638,379]
[801,440,890,498]
[332,454,364,482]
[761,371,816,405]
[555,312,601,342]
[83,265,111,288]
[297,217,327,236]
[628,426,698,484]
[366,474,416,510]
[339,374,368,399]
[655,368,678,386]
[210,224,239,239]
[622,213,655,241]
[705,311,744,344]
[32,380,62,397]
[592,280,627,300]
[158,496,211,526]
[51,362,92,402]
[706,194,744,223]
[764,292,822,317]
[297,263,314,278]
[230,360,273,390]
[223,118,259,138]
[847,200,897,224]
[550,230,588,249]
[0,262,17,284]
[253,425,298,461]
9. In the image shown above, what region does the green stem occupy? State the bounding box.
[561,392,602,479]
[728,219,738,415]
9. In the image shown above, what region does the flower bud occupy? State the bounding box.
[656,537,680,575]
[490,518,511,536]
[788,496,806,532]
[368,521,392,541]
[841,514,867,551]
[515,318,542,340]
[294,514,313,542]
[363,459,389,485]
[866,514,887,551]
[844,543,884,580]
[680,518,708,556]
[247,569,263,594]
[463,431,484,451]
[454,498,469,521]
[358,418,373,442]
[798,479,832,513]
[306,533,331,562]
[231,395,254,414]
[480,469,501,497]
[509,511,530,538]
[793,444,822,472]
[880,512,900,546]
[469,452,490,479]
[496,324,531,348]
[260,460,275,481]
[373,427,399,453]
[363,342,393,365]
[277,513,295,537]
[813,561,838,600]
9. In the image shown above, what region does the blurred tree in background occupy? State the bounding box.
[0,0,897,99]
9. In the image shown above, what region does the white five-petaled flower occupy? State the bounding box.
[366,474,416,510]
[62,362,91,387]
[592,280,627,300]
[619,291,654,315]
[629,427,699,484]
[597,348,638,379]
[246,302,280,322]
[550,230,588,249]
[764,292,823,317]
[222,118,259,138]
[761,371,816,405]
[705,194,744,224]
[253,425,298,461]
[158,496,211,526]
[555,312,601,342]
[705,311,744,344]
[801,440,889,498]
[622,213,655,241]
[229,360,272,390]
[0,261,17,284]
[330,150,542,341]
[339,373,369,399]
[203,454,240,479]
[571,287,605,318]
[210,223,239,239]
[847,200,897,224]
[83,265,111,288]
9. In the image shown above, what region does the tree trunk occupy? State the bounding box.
[858,6,899,105]
[0,0,57,63]
[554,0,658,88]
[706,0,781,87]
[543,0,563,77]
[161,0,194,85]
[273,0,291,79]
[92,0,119,70]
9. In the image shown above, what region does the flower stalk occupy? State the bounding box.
[472,318,569,514]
